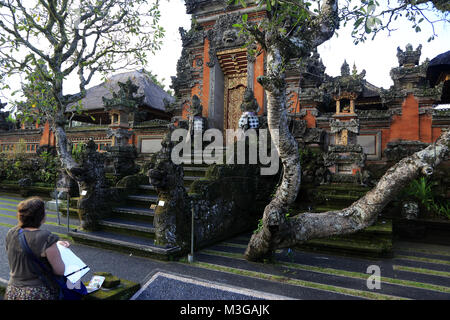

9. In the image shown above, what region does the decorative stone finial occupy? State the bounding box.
[397,44,422,67]
[102,78,145,112]
[341,60,350,76]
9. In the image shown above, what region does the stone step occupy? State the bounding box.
[138,185,156,191]
[299,236,393,258]
[112,207,155,222]
[317,194,362,203]
[316,184,372,193]
[184,176,203,181]
[98,218,155,239]
[182,166,209,177]
[183,166,208,172]
[126,195,158,203]
[136,185,158,196]
[68,230,181,261]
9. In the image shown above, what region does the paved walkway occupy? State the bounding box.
[1,193,450,300]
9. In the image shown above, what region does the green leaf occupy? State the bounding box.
[354,17,364,28]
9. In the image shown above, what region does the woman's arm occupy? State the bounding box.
[45,243,65,276]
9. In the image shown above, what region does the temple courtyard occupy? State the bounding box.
[1,192,449,301]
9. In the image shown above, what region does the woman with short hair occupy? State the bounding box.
[4,197,70,300]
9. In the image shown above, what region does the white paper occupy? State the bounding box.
[158,200,165,206]
[57,243,90,284]
[81,190,87,196]
[86,276,105,294]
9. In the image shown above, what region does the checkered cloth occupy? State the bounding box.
[239,112,259,129]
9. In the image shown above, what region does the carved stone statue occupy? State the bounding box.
[72,138,113,230]
[238,88,260,131]
[186,95,206,143]
[240,88,259,113]
[189,95,203,117]
[148,125,190,248]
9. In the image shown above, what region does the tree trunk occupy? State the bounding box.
[244,47,301,261]
[54,123,79,174]
[246,130,449,261]
[244,0,340,262]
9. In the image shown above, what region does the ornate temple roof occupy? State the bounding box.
[67,70,174,113]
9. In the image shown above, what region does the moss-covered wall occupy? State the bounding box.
[189,164,278,248]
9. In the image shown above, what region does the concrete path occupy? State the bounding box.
[1,193,450,301]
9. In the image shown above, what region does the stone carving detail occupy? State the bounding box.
[102,79,144,112]
[187,95,207,137]
[384,140,429,161]
[148,125,190,248]
[206,13,247,68]
[106,128,132,147]
[74,138,113,231]
[238,88,260,130]
[382,43,442,104]
[240,88,260,113]
[189,95,203,117]
[289,119,307,138]
[330,119,360,134]
[402,201,419,220]
[323,147,366,168]
[397,44,422,67]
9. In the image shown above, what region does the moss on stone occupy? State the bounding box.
[82,278,139,300]
[93,272,121,288]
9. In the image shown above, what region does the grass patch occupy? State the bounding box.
[0,221,73,242]
[393,265,450,278]
[397,247,450,258]
[0,197,20,203]
[191,261,406,300]
[0,201,18,207]
[0,212,78,230]
[396,255,450,266]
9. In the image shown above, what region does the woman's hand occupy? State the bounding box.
[57,241,70,248]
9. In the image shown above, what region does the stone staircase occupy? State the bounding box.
[67,158,212,260]
[296,183,393,258]
[69,183,182,260]
[183,165,208,190]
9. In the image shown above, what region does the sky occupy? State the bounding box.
[1,0,449,111]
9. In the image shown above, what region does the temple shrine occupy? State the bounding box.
[0,1,449,180]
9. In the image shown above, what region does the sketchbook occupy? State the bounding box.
[57,243,90,284]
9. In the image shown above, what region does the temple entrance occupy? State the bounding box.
[224,74,247,131]
[217,49,248,133]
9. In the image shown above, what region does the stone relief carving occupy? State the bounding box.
[206,13,247,68]
[330,119,360,134]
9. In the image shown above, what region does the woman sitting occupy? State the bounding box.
[4,197,70,300]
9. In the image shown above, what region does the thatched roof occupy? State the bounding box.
[427,50,450,87]
[67,70,174,113]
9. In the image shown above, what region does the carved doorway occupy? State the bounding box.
[224,74,247,131]
[217,48,248,133]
